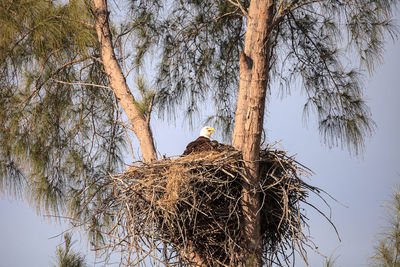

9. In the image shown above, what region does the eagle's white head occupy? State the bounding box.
[199,126,215,139]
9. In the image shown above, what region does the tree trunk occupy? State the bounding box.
[92,0,157,162]
[232,0,275,265]
[93,1,205,265]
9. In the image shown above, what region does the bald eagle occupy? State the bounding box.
[183,126,218,155]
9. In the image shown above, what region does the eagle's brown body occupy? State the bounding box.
[182,136,217,155]
[182,126,234,156]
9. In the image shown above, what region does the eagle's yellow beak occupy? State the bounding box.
[208,127,215,134]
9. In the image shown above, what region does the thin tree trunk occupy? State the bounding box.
[93,1,205,265]
[233,0,275,265]
[92,0,157,162]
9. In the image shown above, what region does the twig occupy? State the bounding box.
[50,79,111,89]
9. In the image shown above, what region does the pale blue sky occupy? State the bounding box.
[1,11,400,267]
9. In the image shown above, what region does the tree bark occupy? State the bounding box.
[232,7,257,148]
[232,51,252,148]
[92,0,157,162]
[232,0,275,265]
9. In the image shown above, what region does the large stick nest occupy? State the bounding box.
[99,147,327,266]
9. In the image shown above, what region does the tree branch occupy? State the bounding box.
[51,79,110,89]
[92,0,157,162]
[227,0,249,18]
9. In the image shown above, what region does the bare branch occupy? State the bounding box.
[50,79,111,89]
[227,0,250,18]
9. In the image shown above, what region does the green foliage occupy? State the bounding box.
[0,0,125,226]
[133,75,155,119]
[126,0,397,151]
[52,233,87,267]
[126,0,245,136]
[369,187,400,267]
[276,1,397,154]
